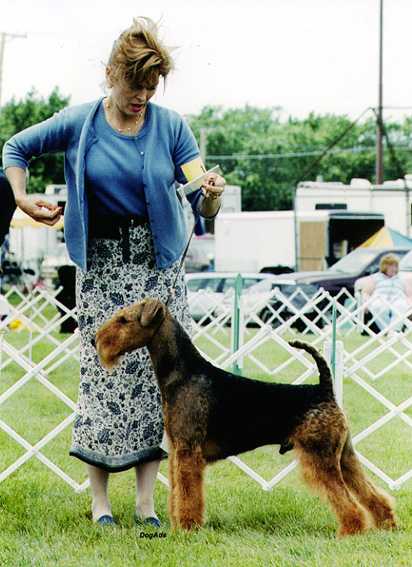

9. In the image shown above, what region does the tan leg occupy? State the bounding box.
[340,438,396,530]
[87,464,112,521]
[174,443,206,530]
[168,447,178,529]
[296,448,368,537]
[135,459,161,520]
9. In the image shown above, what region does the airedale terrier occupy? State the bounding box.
[95,298,396,536]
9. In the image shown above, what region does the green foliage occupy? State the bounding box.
[0,88,70,193]
[188,107,412,211]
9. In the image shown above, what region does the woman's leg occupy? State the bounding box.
[135,459,161,519]
[392,298,409,331]
[88,464,112,521]
[369,297,390,331]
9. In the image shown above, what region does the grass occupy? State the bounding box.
[1,307,412,566]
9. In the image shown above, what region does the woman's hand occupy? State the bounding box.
[199,172,225,218]
[201,172,225,201]
[16,196,63,227]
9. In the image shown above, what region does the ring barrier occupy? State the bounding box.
[0,282,411,492]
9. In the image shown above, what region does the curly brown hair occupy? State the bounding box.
[107,17,173,89]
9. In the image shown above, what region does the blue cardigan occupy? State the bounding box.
[2,98,202,270]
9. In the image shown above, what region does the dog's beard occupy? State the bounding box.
[96,343,122,370]
[97,337,148,370]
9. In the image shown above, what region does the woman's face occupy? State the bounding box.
[385,263,398,277]
[108,70,159,117]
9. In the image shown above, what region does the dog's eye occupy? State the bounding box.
[118,316,128,325]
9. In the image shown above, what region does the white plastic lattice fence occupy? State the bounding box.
[1,283,412,492]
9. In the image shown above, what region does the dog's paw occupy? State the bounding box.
[178,518,202,531]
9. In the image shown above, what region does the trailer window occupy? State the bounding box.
[315,203,347,210]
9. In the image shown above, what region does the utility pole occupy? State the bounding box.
[200,127,208,165]
[0,31,27,107]
[375,0,384,184]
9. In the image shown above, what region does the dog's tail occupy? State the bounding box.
[289,340,334,396]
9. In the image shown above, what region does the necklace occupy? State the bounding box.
[105,98,144,134]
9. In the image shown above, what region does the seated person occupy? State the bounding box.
[355,254,412,332]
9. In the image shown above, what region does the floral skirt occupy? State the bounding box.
[70,224,192,472]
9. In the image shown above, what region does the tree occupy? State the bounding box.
[0,88,70,193]
[188,107,412,211]
[2,93,411,205]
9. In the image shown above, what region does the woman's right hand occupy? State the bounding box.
[16,196,63,226]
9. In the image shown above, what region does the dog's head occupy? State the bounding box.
[95,298,167,369]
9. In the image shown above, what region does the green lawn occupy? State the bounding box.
[1,311,412,566]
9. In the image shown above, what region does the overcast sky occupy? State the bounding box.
[2,0,412,122]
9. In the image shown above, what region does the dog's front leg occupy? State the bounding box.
[168,446,178,529]
[174,443,206,530]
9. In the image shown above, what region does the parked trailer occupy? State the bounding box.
[296,177,412,236]
[215,210,384,273]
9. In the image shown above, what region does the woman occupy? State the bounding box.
[2,17,225,527]
[358,254,412,332]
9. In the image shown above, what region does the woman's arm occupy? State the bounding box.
[172,116,225,219]
[2,108,69,226]
[359,276,376,307]
[5,167,62,226]
[403,276,412,305]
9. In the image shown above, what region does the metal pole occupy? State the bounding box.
[331,301,337,377]
[293,186,299,271]
[231,274,243,375]
[324,302,344,407]
[375,0,384,184]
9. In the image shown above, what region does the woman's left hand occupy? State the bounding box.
[202,172,226,200]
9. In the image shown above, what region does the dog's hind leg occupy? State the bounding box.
[340,436,396,530]
[174,442,206,530]
[296,447,368,537]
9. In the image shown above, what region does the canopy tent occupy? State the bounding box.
[10,209,64,230]
[359,226,412,249]
[8,202,64,268]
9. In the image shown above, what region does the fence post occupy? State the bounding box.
[324,340,344,408]
[355,290,364,333]
[231,274,244,374]
[324,302,344,407]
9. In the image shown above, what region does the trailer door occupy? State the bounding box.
[299,220,327,271]
[327,212,384,266]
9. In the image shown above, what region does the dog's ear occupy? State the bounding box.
[140,299,166,328]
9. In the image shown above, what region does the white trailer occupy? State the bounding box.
[296,176,412,237]
[215,210,384,273]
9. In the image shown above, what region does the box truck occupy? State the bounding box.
[215,210,385,273]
